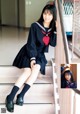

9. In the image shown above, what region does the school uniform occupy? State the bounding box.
[66,81,77,88]
[13,22,57,75]
[61,80,77,88]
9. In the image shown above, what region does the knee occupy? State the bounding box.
[33,64,41,70]
[23,68,31,75]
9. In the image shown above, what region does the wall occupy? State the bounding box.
[75,64,80,114]
[19,0,25,27]
[0,0,1,24]
[1,0,18,26]
[0,0,51,27]
[25,0,49,27]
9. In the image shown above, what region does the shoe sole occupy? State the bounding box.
[16,102,23,106]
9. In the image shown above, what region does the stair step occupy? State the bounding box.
[0,66,52,78]
[0,104,54,114]
[0,84,53,104]
[19,95,53,104]
[0,76,53,84]
[1,96,54,104]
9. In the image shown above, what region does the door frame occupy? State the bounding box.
[17,0,20,27]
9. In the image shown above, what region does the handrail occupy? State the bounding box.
[72,89,80,95]
[56,0,70,63]
[51,59,60,114]
[54,0,72,113]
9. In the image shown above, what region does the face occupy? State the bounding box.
[65,73,71,81]
[43,10,53,23]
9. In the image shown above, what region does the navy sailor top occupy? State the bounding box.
[26,22,57,59]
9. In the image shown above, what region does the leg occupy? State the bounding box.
[16,64,40,105]
[6,68,31,112]
[15,68,31,88]
[7,68,31,101]
[26,64,41,86]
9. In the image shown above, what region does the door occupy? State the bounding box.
[1,0,18,26]
[19,0,25,27]
[70,64,77,82]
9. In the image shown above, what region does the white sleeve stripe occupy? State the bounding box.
[30,57,36,60]
[54,31,57,34]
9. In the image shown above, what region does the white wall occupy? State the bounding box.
[19,0,25,27]
[75,64,80,114]
[25,0,49,27]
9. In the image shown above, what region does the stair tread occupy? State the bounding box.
[0,66,52,77]
[0,104,54,114]
[0,60,52,67]
[0,84,54,103]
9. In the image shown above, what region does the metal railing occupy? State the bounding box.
[54,0,72,114]
[55,0,70,64]
[54,0,80,114]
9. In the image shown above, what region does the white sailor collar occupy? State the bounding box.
[35,22,52,32]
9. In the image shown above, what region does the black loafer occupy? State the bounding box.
[5,96,14,112]
[16,95,24,106]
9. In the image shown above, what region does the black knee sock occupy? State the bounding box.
[18,84,30,98]
[7,85,19,101]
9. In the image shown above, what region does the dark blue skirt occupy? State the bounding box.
[13,44,47,75]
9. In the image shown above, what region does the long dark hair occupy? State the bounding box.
[37,4,57,31]
[61,70,75,88]
[62,70,74,82]
[61,70,77,88]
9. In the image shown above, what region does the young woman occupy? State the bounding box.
[61,66,77,88]
[6,3,57,112]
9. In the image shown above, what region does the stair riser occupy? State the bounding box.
[0,104,54,114]
[1,96,54,104]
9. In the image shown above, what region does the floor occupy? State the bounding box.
[0,26,55,65]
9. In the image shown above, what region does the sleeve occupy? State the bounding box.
[49,31,57,47]
[49,22,57,47]
[71,82,77,88]
[26,23,37,60]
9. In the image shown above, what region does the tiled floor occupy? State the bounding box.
[0,26,55,65]
[0,26,28,65]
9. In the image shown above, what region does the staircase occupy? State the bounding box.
[0,62,56,114]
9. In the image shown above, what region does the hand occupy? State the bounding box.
[30,60,36,69]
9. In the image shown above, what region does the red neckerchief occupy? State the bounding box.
[42,30,51,46]
[35,22,52,46]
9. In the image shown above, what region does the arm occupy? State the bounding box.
[26,23,37,62]
[49,22,57,47]
[49,31,57,47]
